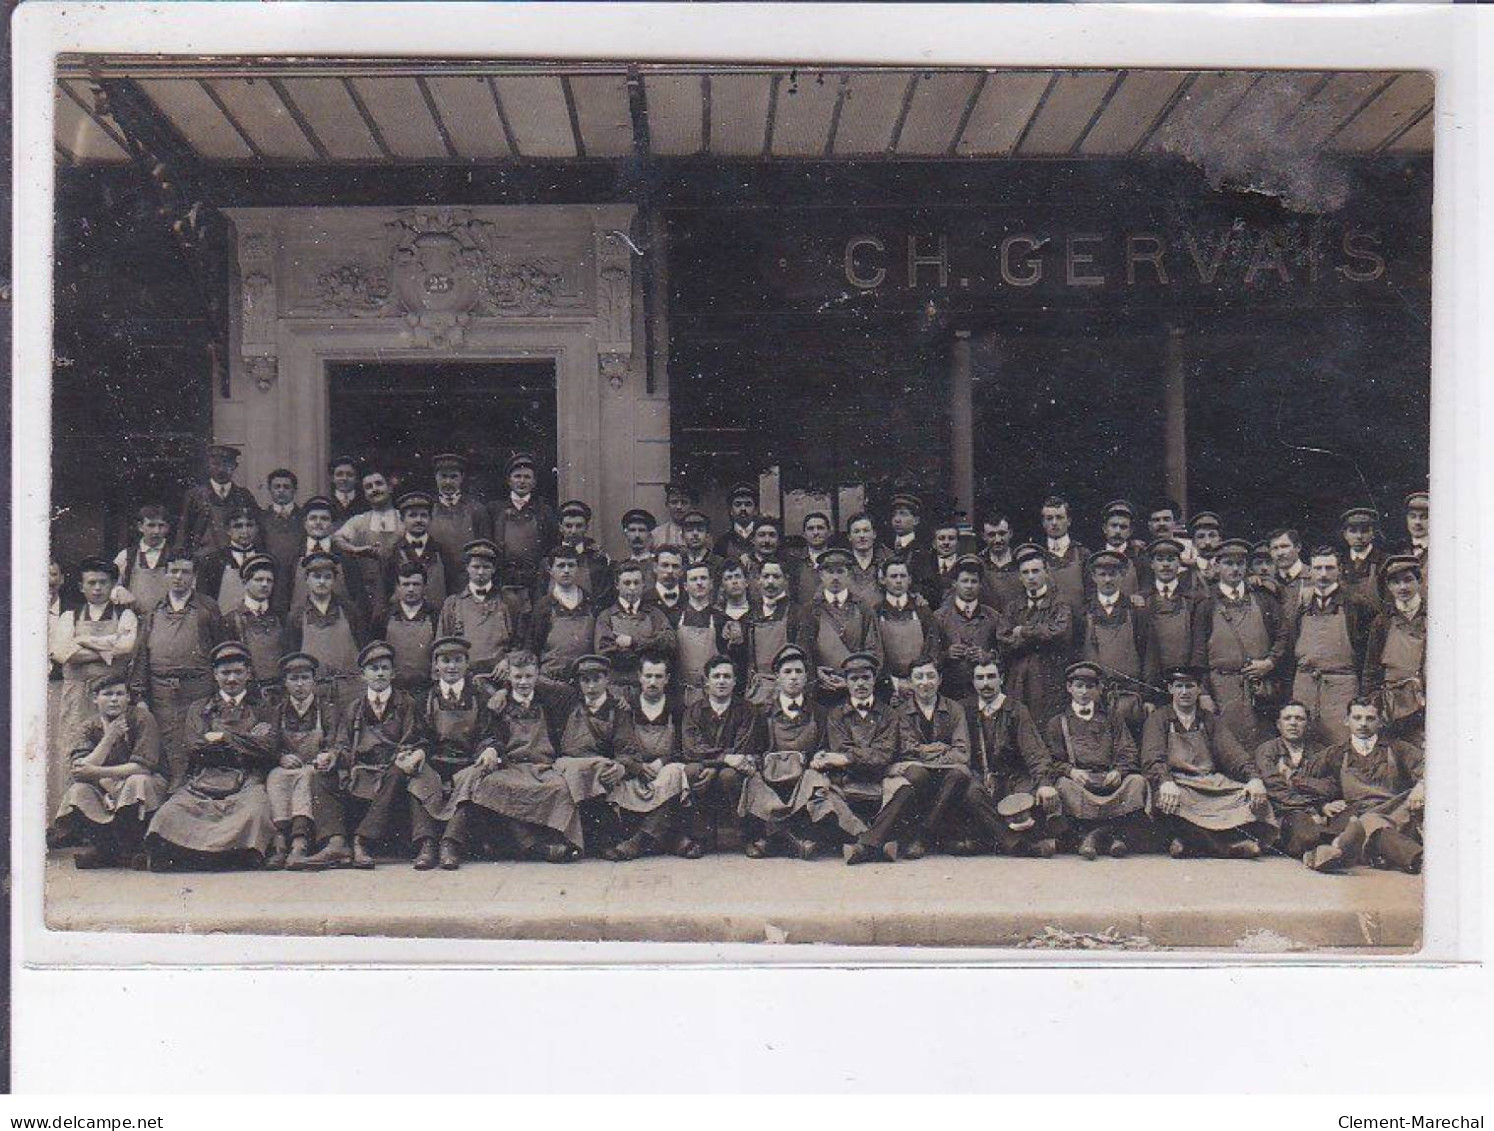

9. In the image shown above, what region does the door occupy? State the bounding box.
[327,360,558,500]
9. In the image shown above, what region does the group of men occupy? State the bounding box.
[47,441,1429,877]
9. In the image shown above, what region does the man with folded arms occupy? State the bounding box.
[595,560,677,693]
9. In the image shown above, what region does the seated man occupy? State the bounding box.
[145,641,280,870]
[1304,698,1424,874]
[1044,661,1149,860]
[831,652,909,866]
[333,641,434,870]
[1253,700,1337,859]
[612,648,697,859]
[1140,665,1275,859]
[736,643,867,859]
[264,652,349,870]
[679,651,762,854]
[964,653,1062,857]
[555,653,633,852]
[51,671,169,869]
[463,649,584,861]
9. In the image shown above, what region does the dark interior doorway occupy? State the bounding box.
[327,360,558,500]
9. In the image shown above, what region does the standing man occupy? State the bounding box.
[673,561,720,705]
[679,509,724,578]
[1096,500,1146,599]
[176,441,259,558]
[488,452,558,628]
[997,544,1074,729]
[284,550,368,709]
[742,557,800,706]
[647,545,686,623]
[619,508,659,590]
[652,481,698,551]
[1364,554,1426,746]
[1141,537,1200,692]
[111,504,174,616]
[259,468,305,588]
[1145,499,1191,562]
[1291,546,1376,745]
[1077,549,1150,738]
[285,496,350,614]
[332,465,403,620]
[888,492,922,556]
[221,554,286,694]
[930,555,1001,703]
[327,455,367,529]
[1191,538,1290,751]
[130,550,221,790]
[1141,665,1274,859]
[977,508,1022,615]
[594,560,677,692]
[193,506,263,613]
[916,516,965,610]
[1187,512,1224,589]
[530,544,598,681]
[439,539,516,677]
[1267,528,1310,609]
[384,491,449,610]
[429,452,489,589]
[382,562,441,695]
[552,500,613,608]
[52,557,140,769]
[796,546,883,705]
[738,517,784,597]
[1401,489,1430,573]
[874,556,940,702]
[1340,506,1387,611]
[844,512,891,609]
[1040,495,1090,610]
[716,482,760,561]
[791,511,835,605]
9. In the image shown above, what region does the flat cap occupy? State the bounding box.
[1065,661,1102,682]
[462,538,499,561]
[621,508,658,529]
[771,643,810,671]
[210,640,253,667]
[1381,554,1423,579]
[278,652,320,675]
[728,482,759,504]
[431,452,467,471]
[559,499,592,521]
[1188,511,1221,532]
[300,549,338,573]
[1215,538,1253,558]
[1013,542,1047,566]
[575,653,611,675]
[1340,506,1380,526]
[817,546,854,569]
[431,635,472,657]
[396,491,433,512]
[238,552,278,579]
[1147,537,1185,557]
[1088,549,1126,571]
[505,451,538,475]
[841,651,880,675]
[89,670,131,695]
[357,641,396,668]
[1102,499,1135,520]
[889,492,922,513]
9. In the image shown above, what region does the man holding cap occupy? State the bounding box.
[266,652,351,870]
[51,672,168,870]
[145,641,279,870]
[1140,665,1275,859]
[1045,661,1149,859]
[284,549,369,709]
[996,544,1074,728]
[964,652,1062,856]
[1190,537,1290,750]
[797,546,883,705]
[383,491,449,610]
[176,441,259,558]
[1364,554,1427,746]
[439,539,517,675]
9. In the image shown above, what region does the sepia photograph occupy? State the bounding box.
[37,49,1432,953]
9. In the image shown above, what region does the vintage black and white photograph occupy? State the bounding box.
[38,53,1433,952]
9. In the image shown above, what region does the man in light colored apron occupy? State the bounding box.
[1140,537,1199,694]
[221,553,286,695]
[1291,546,1375,746]
[284,550,368,710]
[111,503,173,615]
[797,546,883,706]
[1078,549,1150,741]
[264,651,349,871]
[595,559,677,693]
[874,556,938,703]
[383,561,440,694]
[439,539,516,676]
[1040,495,1090,612]
[673,561,720,706]
[1141,665,1274,859]
[429,452,490,591]
[193,506,262,614]
[1363,554,1426,747]
[530,543,598,682]
[333,465,404,623]
[743,558,798,706]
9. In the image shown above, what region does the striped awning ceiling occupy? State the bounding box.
[55,60,1433,167]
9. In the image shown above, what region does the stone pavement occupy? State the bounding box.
[44,849,1421,951]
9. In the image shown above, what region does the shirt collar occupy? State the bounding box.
[509,692,534,709]
[955,597,978,617]
[1282,560,1305,580]
[1219,583,1245,602]
[643,695,671,719]
[657,584,679,603]
[168,592,192,612]
[272,503,295,518]
[1072,703,1095,721]
[1027,586,1049,604]
[210,480,232,500]
[439,491,461,506]
[778,694,803,714]
[884,593,908,611]
[1047,535,1070,556]
[83,601,111,622]
[583,693,609,713]
[1314,584,1341,603]
[469,584,492,600]
[979,692,1007,717]
[439,679,466,701]
[398,601,425,619]
[552,586,583,610]
[307,537,331,552]
[139,541,164,561]
[1351,734,1380,756]
[1350,547,1372,562]
[760,592,783,614]
[509,492,531,512]
[1097,591,1120,612]
[242,596,270,615]
[220,690,246,707]
[367,688,391,709]
[707,696,732,716]
[824,590,847,608]
[335,489,356,505]
[1174,708,1199,730]
[309,596,333,615]
[894,532,916,549]
[1396,595,1423,618]
[619,599,640,617]
[1155,580,1177,598]
[916,697,939,720]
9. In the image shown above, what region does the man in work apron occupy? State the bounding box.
[742,564,797,705]
[532,589,597,682]
[134,559,221,790]
[287,553,368,711]
[674,601,718,707]
[1293,559,1372,746]
[383,565,440,693]
[384,493,450,610]
[195,507,263,614]
[221,554,286,694]
[112,504,173,615]
[264,652,348,869]
[595,562,678,693]
[1365,555,1427,746]
[875,560,936,703]
[439,540,515,675]
[1141,537,1195,695]
[1195,541,1288,751]
[429,452,489,589]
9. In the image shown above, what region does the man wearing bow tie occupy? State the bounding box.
[383,491,448,612]
[175,442,260,558]
[646,545,687,625]
[915,516,967,610]
[715,482,761,562]
[285,496,353,615]
[194,507,264,613]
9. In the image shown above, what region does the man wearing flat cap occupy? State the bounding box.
[1139,536,1202,696]
[193,505,264,613]
[176,441,260,558]
[382,491,449,611]
[265,652,351,870]
[1291,545,1377,745]
[716,482,761,562]
[828,652,906,864]
[1363,554,1426,747]
[1339,506,1387,612]
[619,508,659,590]
[486,451,558,613]
[1096,500,1146,599]
[1399,489,1429,577]
[439,539,517,676]
[796,546,884,706]
[888,491,922,556]
[429,452,491,589]
[1187,512,1224,589]
[555,653,635,851]
[221,553,286,693]
[50,672,168,870]
[284,549,370,710]
[996,544,1074,728]
[1190,537,1290,750]
[678,508,724,579]
[145,641,280,870]
[1140,665,1275,859]
[1077,548,1151,740]
[931,554,1000,702]
[549,498,613,609]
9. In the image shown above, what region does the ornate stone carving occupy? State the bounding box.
[242,271,274,341]
[246,355,278,393]
[400,311,471,351]
[480,260,562,315]
[594,226,635,387]
[314,263,392,314]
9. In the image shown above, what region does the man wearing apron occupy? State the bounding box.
[51,557,140,805]
[111,503,173,615]
[836,652,913,865]
[1303,698,1425,874]
[1096,500,1146,599]
[845,513,891,610]
[286,497,354,616]
[429,452,490,591]
[530,544,598,681]
[673,562,720,706]
[715,482,760,562]
[488,451,558,630]
[131,550,221,791]
[1364,554,1427,747]
[1141,665,1275,859]
[964,654,1063,857]
[440,539,517,677]
[145,641,280,870]
[611,650,699,858]
[931,555,1001,702]
[996,544,1074,730]
[264,652,349,871]
[327,454,368,530]
[738,518,784,601]
[284,550,368,710]
[1190,539,1290,751]
[1141,537,1200,695]
[679,651,762,853]
[221,553,286,694]
[50,670,168,870]
[1339,506,1387,612]
[332,466,404,623]
[382,491,449,610]
[383,561,440,694]
[647,546,686,625]
[715,559,754,681]
[555,654,632,851]
[678,509,724,582]
[259,469,304,605]
[1400,489,1430,584]
[620,508,659,592]
[978,509,1023,616]
[175,441,260,558]
[1268,528,1310,610]
[1078,550,1151,742]
[595,560,677,693]
[1292,546,1375,746]
[1040,495,1090,612]
[193,506,262,614]
[790,511,834,607]
[1187,512,1223,590]
[1044,661,1150,860]
[550,499,614,610]
[408,636,502,870]
[652,481,697,552]
[743,559,799,706]
[735,644,866,859]
[797,547,883,707]
[874,557,938,704]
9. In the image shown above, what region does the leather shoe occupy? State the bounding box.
[604,836,644,862]
[903,841,927,861]
[1078,831,1100,861]
[1108,837,1129,859]
[264,840,289,871]
[786,832,819,861]
[1168,838,1189,859]
[744,838,770,859]
[73,846,117,870]
[1030,838,1058,858]
[674,837,704,860]
[412,840,439,870]
[1304,844,1346,872]
[946,838,982,856]
[294,841,352,870]
[843,843,879,867]
[881,840,900,863]
[1225,837,1261,860]
[351,837,376,870]
[439,840,461,870]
